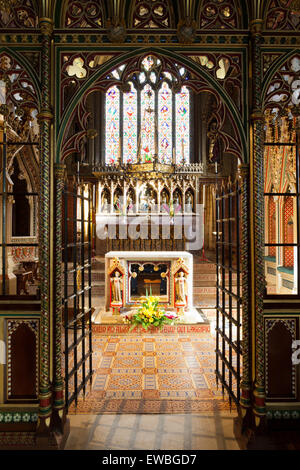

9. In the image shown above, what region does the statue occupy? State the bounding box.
[127,194,134,214]
[139,191,149,212]
[111,271,123,304]
[114,192,122,213]
[161,192,169,213]
[175,271,187,305]
[149,190,157,212]
[185,193,193,213]
[173,192,182,213]
[101,194,109,213]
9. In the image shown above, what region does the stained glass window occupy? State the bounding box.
[176,86,190,165]
[105,56,191,166]
[158,82,173,164]
[123,82,138,164]
[140,84,156,163]
[105,85,120,165]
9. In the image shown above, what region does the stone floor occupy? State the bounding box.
[65,412,240,450]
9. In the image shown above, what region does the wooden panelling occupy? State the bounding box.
[265,318,297,401]
[5,319,39,403]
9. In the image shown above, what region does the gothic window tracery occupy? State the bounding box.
[130,0,174,28]
[105,55,191,166]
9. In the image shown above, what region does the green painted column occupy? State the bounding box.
[51,163,67,432]
[250,19,266,425]
[37,16,54,438]
[239,163,252,419]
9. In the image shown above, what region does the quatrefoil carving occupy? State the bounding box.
[66,57,87,79]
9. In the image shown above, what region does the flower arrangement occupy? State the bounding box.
[123,291,178,331]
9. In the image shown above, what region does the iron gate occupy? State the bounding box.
[215,178,242,406]
[62,179,94,411]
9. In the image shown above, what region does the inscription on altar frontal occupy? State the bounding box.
[93,325,210,335]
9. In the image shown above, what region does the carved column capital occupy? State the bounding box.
[250,19,263,36]
[250,110,264,122]
[238,163,250,180]
[39,17,54,36]
[54,163,66,177]
[37,108,54,123]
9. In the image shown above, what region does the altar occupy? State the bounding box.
[92,251,204,325]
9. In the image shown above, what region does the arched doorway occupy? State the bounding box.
[58,51,247,417]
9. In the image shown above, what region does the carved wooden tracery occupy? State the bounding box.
[198,0,241,30]
[0,0,37,28]
[187,53,243,113]
[63,0,104,28]
[0,52,39,135]
[264,54,300,116]
[130,0,175,28]
[265,0,300,31]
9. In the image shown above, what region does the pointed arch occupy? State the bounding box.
[56,48,247,165]
[0,48,41,107]
[262,50,300,114]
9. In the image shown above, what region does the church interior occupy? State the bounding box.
[0,0,300,451]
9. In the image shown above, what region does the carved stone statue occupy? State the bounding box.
[114,192,122,213]
[127,194,134,214]
[185,193,193,213]
[161,192,169,213]
[175,271,187,305]
[101,194,109,213]
[149,190,157,212]
[111,271,123,304]
[139,191,148,212]
[173,192,182,213]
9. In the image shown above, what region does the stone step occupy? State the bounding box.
[193,286,216,295]
[92,258,105,270]
[91,285,105,296]
[194,264,216,273]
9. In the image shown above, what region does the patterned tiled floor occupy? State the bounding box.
[67,330,236,414]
